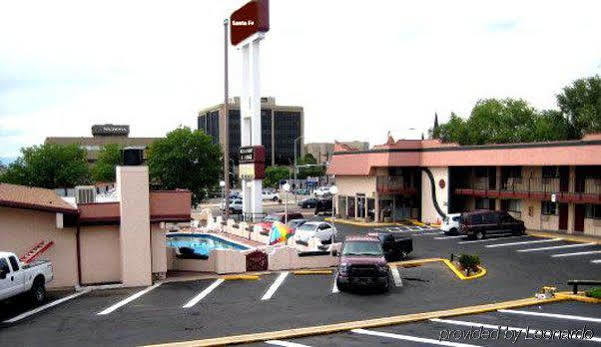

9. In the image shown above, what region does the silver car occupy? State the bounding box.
[294,221,337,244]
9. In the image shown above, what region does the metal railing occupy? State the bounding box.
[455,177,601,202]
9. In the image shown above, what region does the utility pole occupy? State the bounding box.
[293,135,303,202]
[223,18,230,220]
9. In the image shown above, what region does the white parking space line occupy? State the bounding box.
[486,237,563,248]
[4,289,91,323]
[434,235,465,240]
[551,250,601,258]
[592,259,601,264]
[352,328,481,347]
[182,279,224,308]
[97,283,162,315]
[265,340,312,347]
[459,236,523,245]
[261,272,289,300]
[331,274,339,294]
[390,266,403,287]
[498,309,601,324]
[517,242,596,253]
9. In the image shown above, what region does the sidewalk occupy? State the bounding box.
[528,229,601,245]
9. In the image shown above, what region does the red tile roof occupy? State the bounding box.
[0,183,78,214]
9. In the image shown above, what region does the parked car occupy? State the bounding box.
[262,189,280,201]
[0,251,54,304]
[295,188,309,196]
[254,212,305,235]
[367,232,413,261]
[335,236,390,292]
[460,210,526,240]
[314,186,332,198]
[298,197,318,209]
[315,198,333,215]
[228,199,243,214]
[442,213,462,235]
[294,221,337,244]
[287,218,307,232]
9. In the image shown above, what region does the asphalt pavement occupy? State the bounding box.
[1,220,600,346]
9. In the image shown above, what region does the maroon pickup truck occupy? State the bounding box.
[335,236,390,292]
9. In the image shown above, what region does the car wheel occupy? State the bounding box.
[382,276,390,292]
[449,228,458,236]
[475,231,485,240]
[30,279,46,304]
[272,196,279,201]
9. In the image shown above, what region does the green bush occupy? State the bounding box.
[458,254,481,272]
[585,287,601,299]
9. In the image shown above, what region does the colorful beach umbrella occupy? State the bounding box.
[269,221,294,245]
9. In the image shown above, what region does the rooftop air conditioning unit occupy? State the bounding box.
[75,186,97,204]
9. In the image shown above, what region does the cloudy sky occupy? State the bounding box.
[1,0,600,162]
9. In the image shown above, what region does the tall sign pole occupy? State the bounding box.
[223,18,230,220]
[230,0,269,221]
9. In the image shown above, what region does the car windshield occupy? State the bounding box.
[342,241,383,256]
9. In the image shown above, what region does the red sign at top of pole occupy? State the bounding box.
[230,0,269,46]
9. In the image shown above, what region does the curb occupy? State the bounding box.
[528,230,601,245]
[145,296,567,346]
[292,270,333,275]
[389,258,487,281]
[556,292,601,303]
[222,275,260,281]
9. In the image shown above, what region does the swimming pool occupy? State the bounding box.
[167,234,249,257]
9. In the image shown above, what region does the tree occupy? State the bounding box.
[147,127,222,207]
[557,75,601,137]
[432,98,572,145]
[264,166,290,188]
[0,144,90,188]
[296,153,325,179]
[92,144,122,182]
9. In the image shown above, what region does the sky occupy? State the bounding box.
[1,0,601,162]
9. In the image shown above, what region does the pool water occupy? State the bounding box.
[167,234,249,257]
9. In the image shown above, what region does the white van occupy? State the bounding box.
[442,213,462,235]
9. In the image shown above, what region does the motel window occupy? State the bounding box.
[502,199,521,213]
[475,198,493,210]
[541,201,557,215]
[585,204,601,219]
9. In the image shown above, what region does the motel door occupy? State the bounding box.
[558,203,569,231]
[574,204,585,233]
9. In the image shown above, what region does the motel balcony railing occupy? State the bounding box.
[455,177,601,203]
[376,176,418,195]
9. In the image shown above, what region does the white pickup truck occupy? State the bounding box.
[0,251,54,304]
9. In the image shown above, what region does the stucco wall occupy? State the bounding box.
[334,175,376,217]
[151,224,167,274]
[79,225,121,285]
[421,167,449,224]
[584,218,601,237]
[519,199,559,231]
[117,166,152,287]
[0,206,78,288]
[336,176,376,197]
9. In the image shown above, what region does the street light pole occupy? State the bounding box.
[293,135,303,202]
[223,18,230,221]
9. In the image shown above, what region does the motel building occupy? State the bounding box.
[327,134,601,237]
[0,166,191,289]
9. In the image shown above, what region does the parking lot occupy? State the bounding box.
[1,223,600,346]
